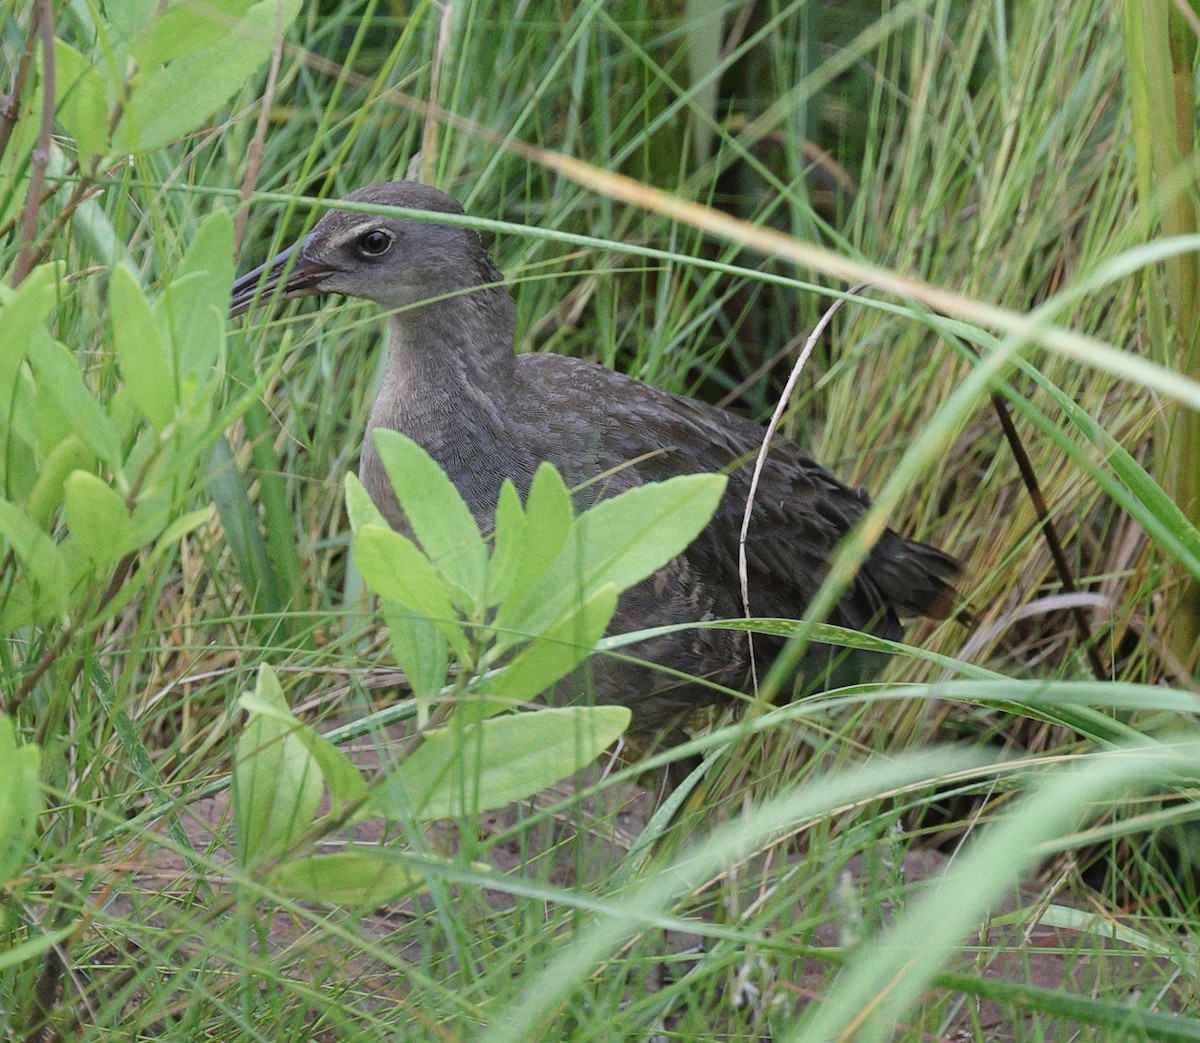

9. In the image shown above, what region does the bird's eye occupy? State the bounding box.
[356,228,394,257]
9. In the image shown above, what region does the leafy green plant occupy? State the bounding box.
[353,431,725,719]
[233,664,628,904]
[3,0,301,197]
[231,433,725,903]
[0,234,228,713]
[1,0,316,702]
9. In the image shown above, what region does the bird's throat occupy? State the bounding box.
[379,303,514,417]
[361,295,521,525]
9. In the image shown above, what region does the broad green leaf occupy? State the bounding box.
[344,473,388,531]
[160,280,222,400]
[485,480,525,606]
[570,473,726,593]
[355,524,458,628]
[375,706,630,821]
[238,691,368,811]
[0,718,42,885]
[384,607,450,725]
[107,385,142,441]
[372,429,487,603]
[113,0,303,153]
[106,0,159,45]
[232,665,323,866]
[155,505,215,548]
[0,499,70,623]
[51,40,111,160]
[133,0,255,69]
[110,265,174,431]
[207,434,283,624]
[0,356,39,502]
[500,473,726,637]
[33,383,73,460]
[177,208,235,293]
[523,463,573,545]
[0,440,37,508]
[63,471,134,568]
[272,852,427,905]
[0,266,61,430]
[481,585,617,706]
[0,584,43,634]
[26,436,92,528]
[487,464,572,607]
[27,330,122,465]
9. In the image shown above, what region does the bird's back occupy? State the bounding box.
[491,352,959,726]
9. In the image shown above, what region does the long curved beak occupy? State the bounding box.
[229,234,333,318]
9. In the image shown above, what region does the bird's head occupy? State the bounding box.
[230,181,503,317]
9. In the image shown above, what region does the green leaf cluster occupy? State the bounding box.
[351,429,727,722]
[233,665,629,906]
[3,0,305,642]
[0,236,239,638]
[232,434,726,905]
[4,0,302,207]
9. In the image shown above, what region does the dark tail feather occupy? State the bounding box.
[868,534,970,624]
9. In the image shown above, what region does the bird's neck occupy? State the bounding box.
[375,289,517,422]
[363,288,522,524]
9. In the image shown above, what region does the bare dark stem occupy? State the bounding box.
[5,627,72,715]
[5,547,138,719]
[0,12,38,166]
[2,176,97,275]
[991,392,1106,678]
